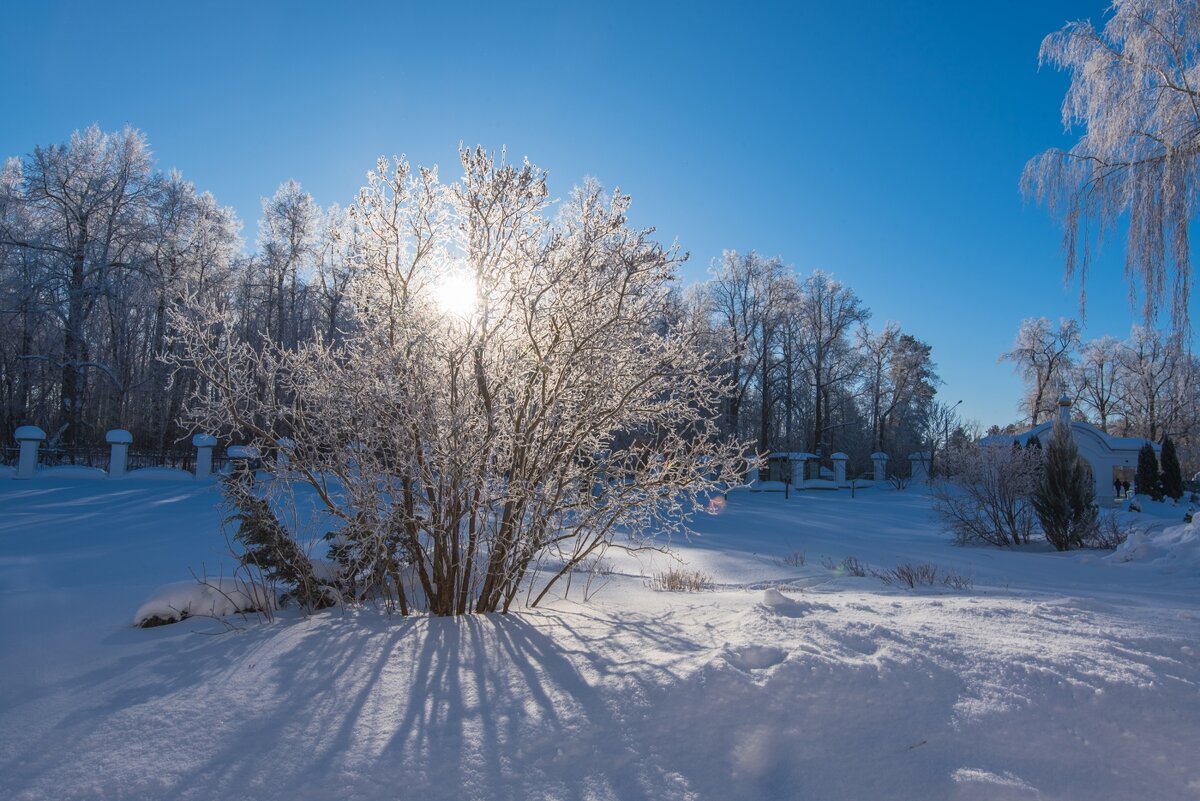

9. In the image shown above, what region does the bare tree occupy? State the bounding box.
[794,271,869,454]
[1024,0,1200,330]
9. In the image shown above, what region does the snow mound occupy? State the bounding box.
[133,578,272,627]
[761,587,792,607]
[1111,522,1200,576]
[724,644,787,670]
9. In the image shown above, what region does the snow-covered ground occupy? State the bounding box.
[1,478,1197,800]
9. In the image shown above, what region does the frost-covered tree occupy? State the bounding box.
[0,126,157,445]
[1000,317,1080,425]
[171,148,749,616]
[931,443,1041,547]
[858,323,937,455]
[257,180,321,348]
[794,271,869,454]
[1116,325,1184,441]
[1072,335,1122,433]
[1025,0,1200,330]
[701,250,791,449]
[1032,418,1098,551]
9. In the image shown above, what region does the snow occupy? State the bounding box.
[1,477,1198,800]
[133,577,271,626]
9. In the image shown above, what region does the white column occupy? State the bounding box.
[193,433,217,480]
[831,452,849,484]
[106,429,133,478]
[870,452,888,482]
[14,426,46,480]
[909,451,931,482]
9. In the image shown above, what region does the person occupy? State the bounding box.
[1113,477,1122,497]
[1122,479,1131,497]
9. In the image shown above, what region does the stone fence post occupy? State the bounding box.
[14,426,45,479]
[870,452,888,483]
[193,434,217,480]
[226,445,259,481]
[831,452,849,484]
[909,451,931,482]
[106,429,132,478]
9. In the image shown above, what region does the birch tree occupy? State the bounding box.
[1025,0,1200,330]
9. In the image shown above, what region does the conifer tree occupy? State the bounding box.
[1160,435,1184,501]
[1032,419,1097,550]
[1135,442,1162,500]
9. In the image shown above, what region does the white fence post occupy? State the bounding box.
[106,429,132,478]
[870,452,888,482]
[831,452,849,484]
[193,434,217,480]
[909,451,931,482]
[14,426,46,479]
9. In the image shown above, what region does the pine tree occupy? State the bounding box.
[1032,419,1098,551]
[1160,435,1184,501]
[1135,442,1162,500]
[224,475,334,611]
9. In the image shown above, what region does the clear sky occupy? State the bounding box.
[2,0,1188,428]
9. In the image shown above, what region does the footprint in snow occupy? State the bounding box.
[725,644,788,671]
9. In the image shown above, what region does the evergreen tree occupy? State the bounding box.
[224,475,334,611]
[1032,419,1098,551]
[1025,435,1042,450]
[1135,442,1163,500]
[1160,435,1184,501]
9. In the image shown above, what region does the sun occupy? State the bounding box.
[430,270,478,319]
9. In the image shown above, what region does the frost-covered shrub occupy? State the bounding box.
[932,443,1040,547]
[171,150,749,616]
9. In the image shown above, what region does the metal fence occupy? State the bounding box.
[12,444,227,475]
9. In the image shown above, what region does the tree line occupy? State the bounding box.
[0,127,945,473]
[998,316,1200,470]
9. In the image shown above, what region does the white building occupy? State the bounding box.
[981,395,1158,505]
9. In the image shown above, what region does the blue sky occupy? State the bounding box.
[1,0,1184,427]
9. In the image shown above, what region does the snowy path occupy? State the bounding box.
[0,480,1197,800]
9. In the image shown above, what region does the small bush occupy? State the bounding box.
[1082,513,1131,550]
[649,568,711,592]
[870,562,974,591]
[822,555,867,577]
[774,550,806,567]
